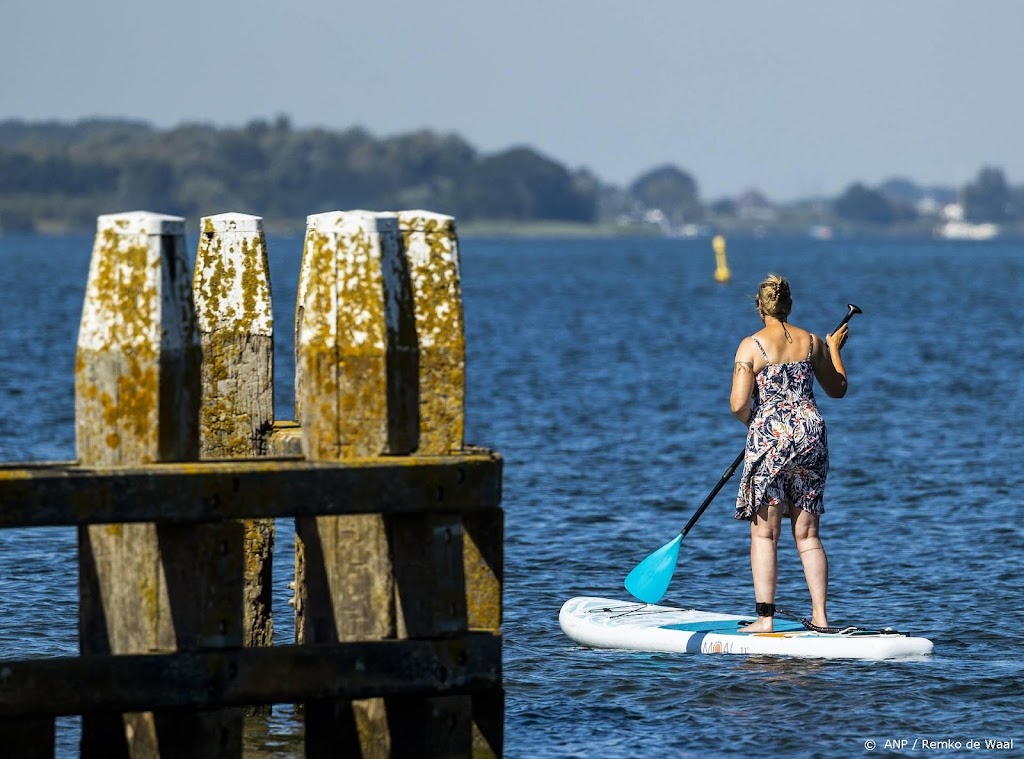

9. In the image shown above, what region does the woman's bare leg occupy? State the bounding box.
[791,508,828,627]
[740,502,783,633]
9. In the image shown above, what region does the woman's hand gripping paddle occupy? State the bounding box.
[624,303,862,604]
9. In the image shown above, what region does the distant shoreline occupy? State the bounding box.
[17,212,1019,242]
[5,221,1021,242]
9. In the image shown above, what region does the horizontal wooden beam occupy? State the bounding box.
[0,634,502,717]
[0,449,501,528]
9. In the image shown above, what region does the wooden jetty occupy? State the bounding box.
[0,210,503,758]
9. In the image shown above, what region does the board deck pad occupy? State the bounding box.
[662,618,806,634]
[559,596,934,659]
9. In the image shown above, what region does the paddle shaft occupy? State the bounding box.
[680,449,745,537]
[678,303,861,538]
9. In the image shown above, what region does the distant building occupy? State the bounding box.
[936,220,1000,240]
[936,204,999,239]
[942,203,964,221]
[643,209,666,226]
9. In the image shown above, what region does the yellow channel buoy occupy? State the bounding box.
[712,235,731,283]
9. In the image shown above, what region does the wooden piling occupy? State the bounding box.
[396,210,465,455]
[294,209,502,757]
[194,212,275,651]
[74,211,242,758]
[295,211,407,755]
[298,210,418,460]
[396,212,503,626]
[395,208,471,638]
[399,211,503,757]
[0,205,503,758]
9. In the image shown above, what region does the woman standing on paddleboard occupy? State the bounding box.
[730,274,849,633]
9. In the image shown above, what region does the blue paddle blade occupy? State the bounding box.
[624,534,683,604]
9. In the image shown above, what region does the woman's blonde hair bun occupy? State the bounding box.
[756,273,792,318]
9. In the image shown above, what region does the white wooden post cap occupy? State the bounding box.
[97,211,185,236]
[202,212,264,234]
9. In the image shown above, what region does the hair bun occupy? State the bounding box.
[756,273,792,317]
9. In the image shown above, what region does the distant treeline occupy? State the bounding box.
[0,117,1021,235]
[0,117,700,233]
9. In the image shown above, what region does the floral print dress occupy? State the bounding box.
[735,337,828,521]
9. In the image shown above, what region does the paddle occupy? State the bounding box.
[623,303,862,604]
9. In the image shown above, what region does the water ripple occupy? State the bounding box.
[1,235,1020,756]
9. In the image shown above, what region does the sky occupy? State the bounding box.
[2,0,1022,201]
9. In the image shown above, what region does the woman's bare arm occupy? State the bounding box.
[811,324,849,398]
[730,338,758,424]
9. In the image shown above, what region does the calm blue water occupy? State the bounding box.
[0,233,1021,757]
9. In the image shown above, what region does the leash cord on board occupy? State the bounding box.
[775,607,902,636]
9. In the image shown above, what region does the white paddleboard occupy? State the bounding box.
[560,596,934,660]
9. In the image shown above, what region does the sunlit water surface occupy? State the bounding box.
[0,234,1020,757]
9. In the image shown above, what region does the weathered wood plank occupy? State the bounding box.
[391,514,469,639]
[0,635,502,717]
[266,420,303,457]
[0,453,502,527]
[462,508,504,632]
[194,212,275,654]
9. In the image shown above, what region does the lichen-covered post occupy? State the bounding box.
[75,211,242,758]
[399,211,504,757]
[398,212,501,631]
[292,209,418,643]
[296,210,426,754]
[194,212,275,653]
[298,210,418,459]
[396,210,465,455]
[76,212,199,467]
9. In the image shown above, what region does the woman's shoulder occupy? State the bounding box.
[793,326,822,345]
[800,328,828,365]
[734,334,764,360]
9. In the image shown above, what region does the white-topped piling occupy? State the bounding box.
[193,212,275,655]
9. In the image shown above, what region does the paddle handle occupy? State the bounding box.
[678,304,862,538]
[833,303,862,334]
